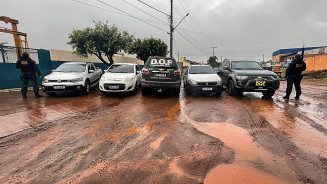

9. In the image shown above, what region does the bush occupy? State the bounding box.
[303,70,327,79]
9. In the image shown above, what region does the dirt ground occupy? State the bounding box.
[0,80,326,184]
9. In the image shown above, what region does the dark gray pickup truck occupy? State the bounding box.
[217,60,280,98]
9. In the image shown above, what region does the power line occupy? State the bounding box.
[122,0,169,25]
[136,0,170,17]
[75,0,169,33]
[73,0,167,25]
[175,30,210,54]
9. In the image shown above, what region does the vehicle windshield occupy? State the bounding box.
[107,64,134,73]
[55,64,86,72]
[146,58,177,68]
[189,66,215,74]
[231,61,262,70]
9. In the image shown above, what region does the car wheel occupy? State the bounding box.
[46,92,56,96]
[216,89,222,97]
[172,88,180,96]
[262,90,275,99]
[142,87,151,95]
[101,91,107,95]
[132,82,138,95]
[84,80,90,94]
[227,80,237,96]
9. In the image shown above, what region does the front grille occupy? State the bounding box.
[104,83,125,90]
[48,80,69,83]
[196,82,217,86]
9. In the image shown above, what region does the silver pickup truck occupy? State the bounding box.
[42,62,102,96]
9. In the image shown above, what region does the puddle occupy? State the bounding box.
[178,91,298,184]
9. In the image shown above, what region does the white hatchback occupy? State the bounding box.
[99,63,142,94]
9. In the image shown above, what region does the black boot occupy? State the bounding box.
[283,96,289,99]
[23,95,27,99]
[295,95,300,100]
[35,94,43,98]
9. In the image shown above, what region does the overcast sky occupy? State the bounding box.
[1,0,326,62]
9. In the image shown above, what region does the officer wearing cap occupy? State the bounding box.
[16,52,43,99]
[283,54,306,100]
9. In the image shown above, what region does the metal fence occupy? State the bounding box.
[0,46,52,89]
[0,46,39,64]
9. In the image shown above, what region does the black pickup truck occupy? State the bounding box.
[217,60,280,98]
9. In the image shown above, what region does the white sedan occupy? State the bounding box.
[42,62,102,96]
[99,63,141,94]
[184,65,223,96]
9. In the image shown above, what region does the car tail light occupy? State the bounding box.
[142,68,149,74]
[174,70,181,75]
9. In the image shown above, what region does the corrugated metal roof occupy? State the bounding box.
[272,46,327,56]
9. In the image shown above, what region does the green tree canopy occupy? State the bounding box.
[128,37,168,63]
[207,56,221,68]
[67,21,134,66]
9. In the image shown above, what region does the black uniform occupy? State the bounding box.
[16,53,42,98]
[284,57,306,99]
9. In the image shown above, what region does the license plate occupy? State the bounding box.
[109,85,119,89]
[255,81,266,86]
[155,73,166,77]
[53,85,65,89]
[202,87,212,91]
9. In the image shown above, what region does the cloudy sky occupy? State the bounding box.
[1,0,326,62]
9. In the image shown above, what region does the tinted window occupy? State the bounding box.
[107,65,134,73]
[56,64,86,72]
[189,66,215,74]
[146,58,177,68]
[231,61,262,70]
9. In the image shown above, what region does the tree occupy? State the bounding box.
[128,37,168,63]
[207,56,221,68]
[67,21,134,66]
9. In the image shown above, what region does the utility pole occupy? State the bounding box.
[263,54,265,62]
[170,0,173,58]
[169,0,188,58]
[178,52,180,62]
[210,46,217,57]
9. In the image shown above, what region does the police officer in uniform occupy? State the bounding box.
[16,52,43,99]
[283,54,306,100]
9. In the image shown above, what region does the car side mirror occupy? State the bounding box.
[136,71,140,74]
[217,71,220,74]
[89,70,95,73]
[104,69,108,72]
[51,69,56,72]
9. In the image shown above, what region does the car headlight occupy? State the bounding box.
[100,76,105,83]
[72,77,83,83]
[271,75,277,80]
[125,77,133,82]
[42,77,48,83]
[187,79,197,85]
[217,78,222,85]
[236,76,247,80]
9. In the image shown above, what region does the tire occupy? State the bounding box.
[46,92,56,96]
[172,88,180,96]
[132,82,138,95]
[262,90,275,99]
[142,87,151,95]
[101,91,107,95]
[227,80,237,96]
[83,80,90,94]
[216,89,222,97]
[185,84,191,96]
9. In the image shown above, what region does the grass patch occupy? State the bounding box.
[303,70,327,79]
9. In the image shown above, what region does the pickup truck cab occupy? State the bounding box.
[217,60,279,98]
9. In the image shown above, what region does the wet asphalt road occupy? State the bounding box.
[0,80,327,184]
